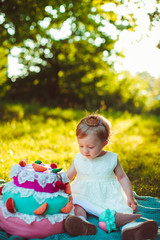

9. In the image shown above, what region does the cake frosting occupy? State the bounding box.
[0,159,74,238]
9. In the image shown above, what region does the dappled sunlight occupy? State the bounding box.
[113,119,135,134]
[0,104,160,196]
[123,135,143,150]
[0,106,79,181]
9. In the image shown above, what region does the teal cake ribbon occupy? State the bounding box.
[99,209,117,233]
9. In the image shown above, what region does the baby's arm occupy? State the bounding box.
[114,158,137,211]
[66,161,77,181]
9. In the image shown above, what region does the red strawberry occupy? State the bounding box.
[50,163,57,169]
[55,181,66,189]
[19,158,28,167]
[19,160,26,167]
[0,186,4,195]
[6,198,16,213]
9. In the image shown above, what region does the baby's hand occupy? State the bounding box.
[127,197,137,211]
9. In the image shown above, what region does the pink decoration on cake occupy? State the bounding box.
[13,176,59,193]
[0,159,73,238]
[0,207,64,238]
[55,181,66,190]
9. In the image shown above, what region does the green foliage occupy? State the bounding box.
[0,1,160,112]
[0,0,138,108]
[0,102,160,197]
[0,47,9,97]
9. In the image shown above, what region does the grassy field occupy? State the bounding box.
[0,102,160,198]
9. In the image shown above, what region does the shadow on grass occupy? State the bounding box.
[0,101,84,122]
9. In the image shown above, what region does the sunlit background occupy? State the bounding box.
[8,0,160,78]
[0,0,160,200]
[1,0,160,113]
[114,0,160,78]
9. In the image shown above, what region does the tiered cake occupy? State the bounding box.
[0,159,73,238]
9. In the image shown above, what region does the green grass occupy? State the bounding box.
[0,102,160,198]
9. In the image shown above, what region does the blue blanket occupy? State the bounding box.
[1,193,160,240]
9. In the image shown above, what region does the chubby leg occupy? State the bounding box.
[74,204,87,219]
[99,211,142,232]
[73,198,103,217]
[99,212,142,232]
[64,204,97,236]
[98,209,158,239]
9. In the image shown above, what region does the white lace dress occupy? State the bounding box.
[71,151,133,216]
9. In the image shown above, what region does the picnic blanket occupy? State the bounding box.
[0,192,160,240]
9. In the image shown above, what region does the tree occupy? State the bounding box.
[0,0,136,106]
[0,47,8,97]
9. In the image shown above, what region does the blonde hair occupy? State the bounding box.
[76,114,112,143]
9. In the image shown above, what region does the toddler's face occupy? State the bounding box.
[77,133,105,159]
